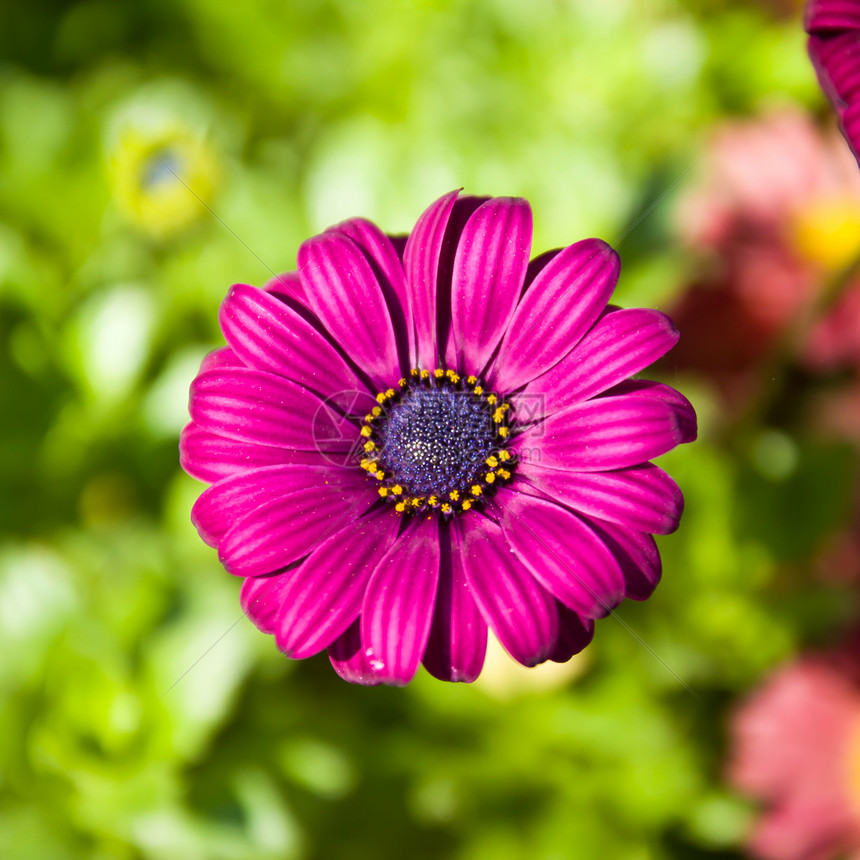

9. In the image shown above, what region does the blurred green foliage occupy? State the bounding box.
[0,1,851,858]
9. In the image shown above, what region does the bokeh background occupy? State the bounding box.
[4,0,860,858]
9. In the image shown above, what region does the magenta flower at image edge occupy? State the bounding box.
[179,190,697,686]
[807,0,860,161]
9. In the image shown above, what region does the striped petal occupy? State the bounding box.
[275,507,401,659]
[455,515,558,666]
[448,198,533,372]
[423,524,488,683]
[240,570,297,635]
[263,271,307,303]
[514,394,684,472]
[551,604,595,663]
[297,232,399,387]
[189,367,359,452]
[328,619,386,686]
[218,483,377,576]
[806,0,860,33]
[491,239,619,392]
[219,284,372,413]
[588,518,663,601]
[496,489,625,619]
[191,463,367,547]
[179,422,328,484]
[809,33,860,112]
[514,462,683,535]
[328,217,414,369]
[361,516,441,685]
[604,379,698,444]
[403,190,459,368]
[515,308,680,417]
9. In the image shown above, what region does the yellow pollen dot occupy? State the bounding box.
[398,378,407,388]
[392,485,403,496]
[428,495,438,506]
[360,425,373,437]
[498,427,509,438]
[486,456,499,468]
[420,370,430,379]
[493,408,505,423]
[411,497,423,507]
[499,450,511,461]
[471,485,482,497]
[395,501,406,513]
[411,368,420,377]
[450,373,460,383]
[461,500,472,511]
[441,503,452,514]
[375,471,385,481]
[466,376,477,386]
[385,388,395,399]
[378,487,389,497]
[434,368,444,378]
[364,414,374,423]
[498,468,511,480]
[449,490,460,501]
[376,392,387,404]
[487,394,498,405]
[501,403,510,412]
[474,386,483,395]
[364,441,376,452]
[485,472,496,484]
[372,406,382,417]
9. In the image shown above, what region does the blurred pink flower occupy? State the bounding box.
[671,108,860,408]
[729,646,860,860]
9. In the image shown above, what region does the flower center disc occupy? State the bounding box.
[360,369,514,516]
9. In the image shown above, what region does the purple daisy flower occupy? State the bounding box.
[807,0,860,162]
[180,190,696,686]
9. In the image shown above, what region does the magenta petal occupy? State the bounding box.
[264,271,307,303]
[189,367,358,452]
[588,518,662,601]
[218,484,377,576]
[191,463,367,548]
[219,284,372,412]
[495,489,625,619]
[423,525,488,683]
[516,308,680,416]
[200,347,244,373]
[360,516,441,685]
[240,571,296,635]
[449,197,533,372]
[604,379,698,444]
[491,239,620,392]
[515,462,683,535]
[403,189,460,368]
[550,603,595,663]
[516,394,684,472]
[455,515,558,666]
[328,217,414,367]
[274,507,401,659]
[298,232,399,387]
[806,1,860,33]
[809,33,860,111]
[328,619,385,686]
[179,422,329,483]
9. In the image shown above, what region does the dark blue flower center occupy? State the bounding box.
[360,370,514,516]
[377,385,497,497]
